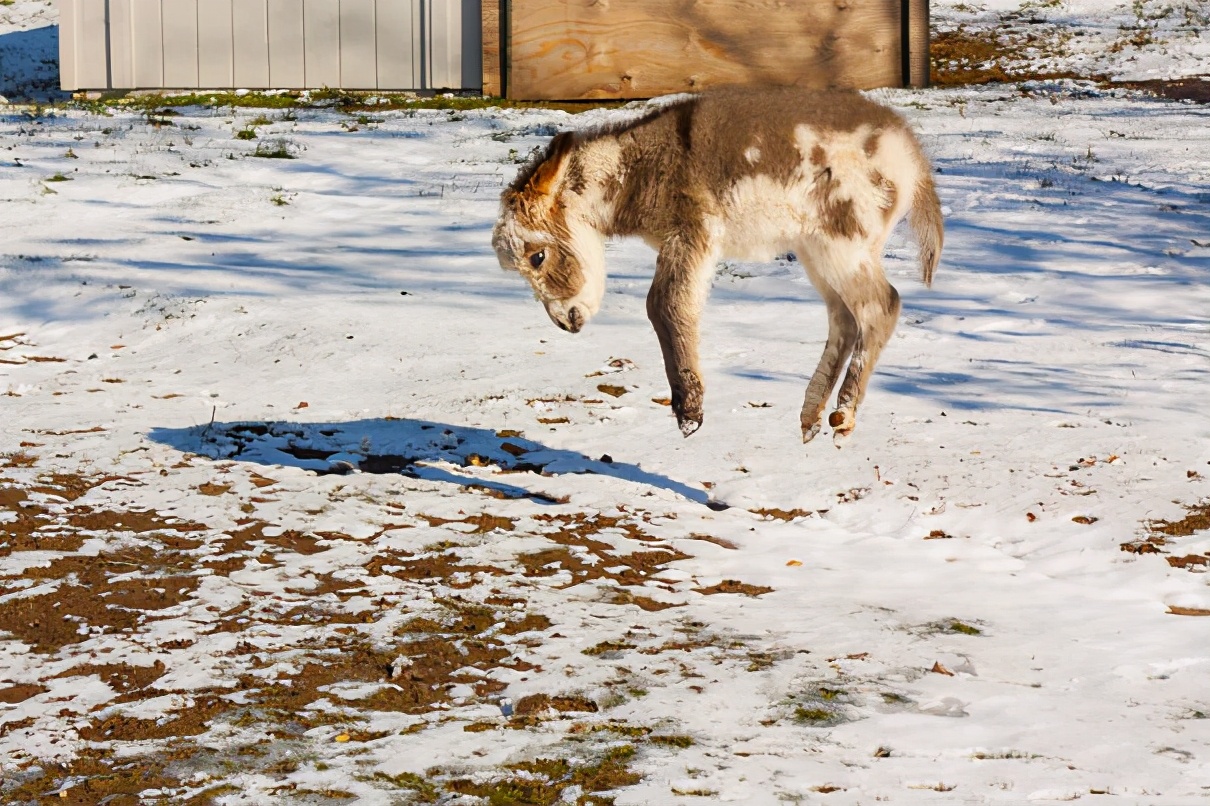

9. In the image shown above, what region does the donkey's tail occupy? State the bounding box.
[910,169,943,287]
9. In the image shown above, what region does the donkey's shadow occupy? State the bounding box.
[148,418,712,506]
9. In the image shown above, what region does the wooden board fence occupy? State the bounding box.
[502,0,929,100]
[57,0,482,91]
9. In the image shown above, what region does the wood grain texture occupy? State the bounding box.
[907,0,929,88]
[508,0,904,100]
[481,0,500,96]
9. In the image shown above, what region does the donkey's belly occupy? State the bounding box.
[715,173,816,261]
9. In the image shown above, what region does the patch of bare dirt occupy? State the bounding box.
[1123,501,1210,571]
[694,579,774,597]
[0,683,47,704]
[519,513,690,589]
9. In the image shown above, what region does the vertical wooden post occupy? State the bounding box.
[906,0,929,88]
[481,0,500,96]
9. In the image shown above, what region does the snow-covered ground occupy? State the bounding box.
[3,2,1210,804]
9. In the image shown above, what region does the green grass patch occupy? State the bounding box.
[103,89,627,116]
[253,140,296,159]
[446,744,640,805]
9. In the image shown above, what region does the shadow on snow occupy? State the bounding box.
[148,417,713,506]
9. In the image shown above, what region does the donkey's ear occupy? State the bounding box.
[528,131,575,197]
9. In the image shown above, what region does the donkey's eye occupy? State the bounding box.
[529,250,546,269]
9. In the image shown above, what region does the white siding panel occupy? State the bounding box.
[130,0,164,88]
[56,0,479,92]
[268,0,306,87]
[303,0,342,87]
[340,0,378,88]
[75,0,111,89]
[57,0,79,90]
[198,0,235,88]
[429,0,461,90]
[162,0,200,87]
[376,0,420,89]
[233,0,271,88]
[108,0,134,89]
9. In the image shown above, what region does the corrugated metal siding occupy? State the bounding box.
[57,0,482,91]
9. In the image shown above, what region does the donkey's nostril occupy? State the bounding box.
[567,307,584,333]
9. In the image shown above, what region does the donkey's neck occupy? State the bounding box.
[562,138,628,235]
[573,122,686,243]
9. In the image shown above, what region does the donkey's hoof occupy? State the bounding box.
[828,409,855,442]
[802,422,821,444]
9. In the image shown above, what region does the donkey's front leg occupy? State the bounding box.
[647,234,716,437]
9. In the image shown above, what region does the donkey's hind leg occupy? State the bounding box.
[827,259,901,441]
[800,281,859,443]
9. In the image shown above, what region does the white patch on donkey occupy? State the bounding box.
[493,86,943,443]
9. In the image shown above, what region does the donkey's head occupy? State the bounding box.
[493,132,606,334]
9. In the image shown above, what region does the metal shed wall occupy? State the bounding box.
[57,0,482,91]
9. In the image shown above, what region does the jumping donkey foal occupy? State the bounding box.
[493,87,943,442]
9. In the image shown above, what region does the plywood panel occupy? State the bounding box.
[268,0,306,87]
[304,0,341,87]
[508,0,903,100]
[198,0,235,88]
[130,0,165,88]
[429,0,462,89]
[480,0,500,96]
[340,0,378,88]
[108,0,135,88]
[375,0,420,88]
[162,0,200,87]
[233,0,271,88]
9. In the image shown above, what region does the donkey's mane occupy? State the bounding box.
[506,98,694,194]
